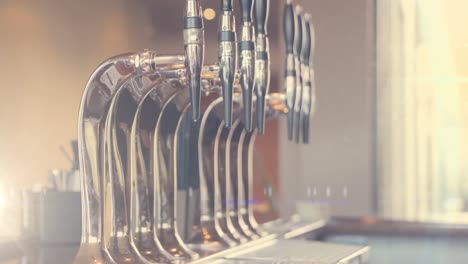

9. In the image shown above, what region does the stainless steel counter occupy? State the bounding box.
[0,220,369,264]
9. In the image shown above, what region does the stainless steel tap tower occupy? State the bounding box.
[74,0,317,263]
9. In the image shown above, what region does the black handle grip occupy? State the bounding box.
[303,16,311,64]
[239,0,253,22]
[283,2,295,53]
[302,113,310,144]
[255,0,269,35]
[221,0,233,11]
[310,19,316,61]
[294,6,303,55]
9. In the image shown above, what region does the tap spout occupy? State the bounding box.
[238,0,255,132]
[302,14,316,144]
[184,0,205,121]
[283,0,296,140]
[298,12,310,144]
[293,6,304,143]
[254,0,271,134]
[218,0,237,127]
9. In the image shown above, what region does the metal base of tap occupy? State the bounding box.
[106,236,148,264]
[186,220,236,256]
[218,216,250,244]
[229,216,260,241]
[158,228,199,261]
[133,232,181,263]
[73,243,114,264]
[241,213,268,238]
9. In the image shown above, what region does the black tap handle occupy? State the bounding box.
[310,18,316,63]
[302,112,310,143]
[255,0,269,35]
[302,15,311,65]
[221,0,234,11]
[294,6,303,55]
[239,0,253,22]
[283,1,295,54]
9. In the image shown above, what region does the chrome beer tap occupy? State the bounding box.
[254,0,270,134]
[302,15,316,144]
[151,67,242,260]
[157,66,244,257]
[297,13,310,144]
[74,51,184,264]
[226,116,260,240]
[105,54,197,264]
[283,0,296,141]
[129,71,184,263]
[73,2,319,262]
[232,94,286,239]
[239,128,268,237]
[184,0,205,121]
[152,84,200,261]
[293,6,303,143]
[103,73,163,264]
[237,95,283,238]
[237,129,260,239]
[218,0,237,127]
[185,96,237,253]
[238,0,255,132]
[214,102,249,244]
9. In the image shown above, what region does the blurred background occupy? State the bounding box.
[0,0,468,262]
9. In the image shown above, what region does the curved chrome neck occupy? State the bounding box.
[77,51,184,262]
[76,49,288,263]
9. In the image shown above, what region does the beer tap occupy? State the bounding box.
[153,87,200,261]
[186,97,237,251]
[214,105,249,244]
[254,0,270,134]
[283,0,296,140]
[293,6,303,143]
[129,76,182,263]
[238,0,255,132]
[297,12,309,143]
[302,15,316,144]
[72,1,321,261]
[184,0,205,121]
[103,73,162,264]
[240,129,268,237]
[227,117,259,240]
[74,51,185,264]
[219,0,237,127]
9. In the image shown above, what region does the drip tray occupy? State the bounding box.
[220,239,369,264]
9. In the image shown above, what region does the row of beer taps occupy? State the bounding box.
[284,0,316,143]
[184,0,269,133]
[186,0,316,141]
[74,0,316,263]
